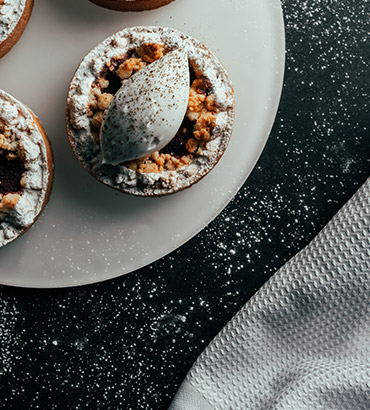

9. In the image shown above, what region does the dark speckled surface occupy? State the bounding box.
[1,0,370,409]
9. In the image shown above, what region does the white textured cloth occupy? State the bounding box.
[170,178,370,410]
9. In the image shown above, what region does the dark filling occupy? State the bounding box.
[0,151,24,196]
[95,52,203,158]
[160,117,194,158]
[98,51,133,95]
[195,75,214,96]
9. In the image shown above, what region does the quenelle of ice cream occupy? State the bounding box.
[100,49,190,165]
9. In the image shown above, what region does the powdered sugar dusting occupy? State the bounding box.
[0,299,21,377]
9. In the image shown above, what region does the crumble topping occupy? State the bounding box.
[67,27,235,196]
[0,193,20,212]
[116,57,147,79]
[138,42,164,63]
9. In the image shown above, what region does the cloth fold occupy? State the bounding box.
[170,178,370,410]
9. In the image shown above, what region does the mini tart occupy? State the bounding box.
[0,90,54,248]
[89,0,175,12]
[66,26,235,197]
[0,0,34,58]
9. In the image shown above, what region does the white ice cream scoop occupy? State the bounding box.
[100,49,190,165]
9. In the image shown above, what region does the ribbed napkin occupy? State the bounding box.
[170,178,370,410]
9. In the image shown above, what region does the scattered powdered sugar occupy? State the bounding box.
[1,1,370,409]
[67,26,235,196]
[0,90,50,248]
[0,0,26,43]
[0,299,21,377]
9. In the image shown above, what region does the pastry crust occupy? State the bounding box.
[0,0,34,58]
[0,90,54,248]
[28,112,54,213]
[66,27,235,197]
[89,0,175,12]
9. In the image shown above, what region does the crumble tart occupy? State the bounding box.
[88,0,175,12]
[0,0,34,58]
[0,90,54,248]
[66,26,235,197]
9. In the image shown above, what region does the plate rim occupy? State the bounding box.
[0,0,286,288]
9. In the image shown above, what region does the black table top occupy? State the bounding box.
[1,0,369,409]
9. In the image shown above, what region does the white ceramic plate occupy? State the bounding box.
[0,0,285,288]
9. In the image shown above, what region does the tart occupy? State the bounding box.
[89,0,175,12]
[0,90,54,248]
[0,0,34,58]
[66,26,235,197]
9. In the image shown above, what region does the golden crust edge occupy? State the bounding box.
[0,0,34,58]
[89,0,175,12]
